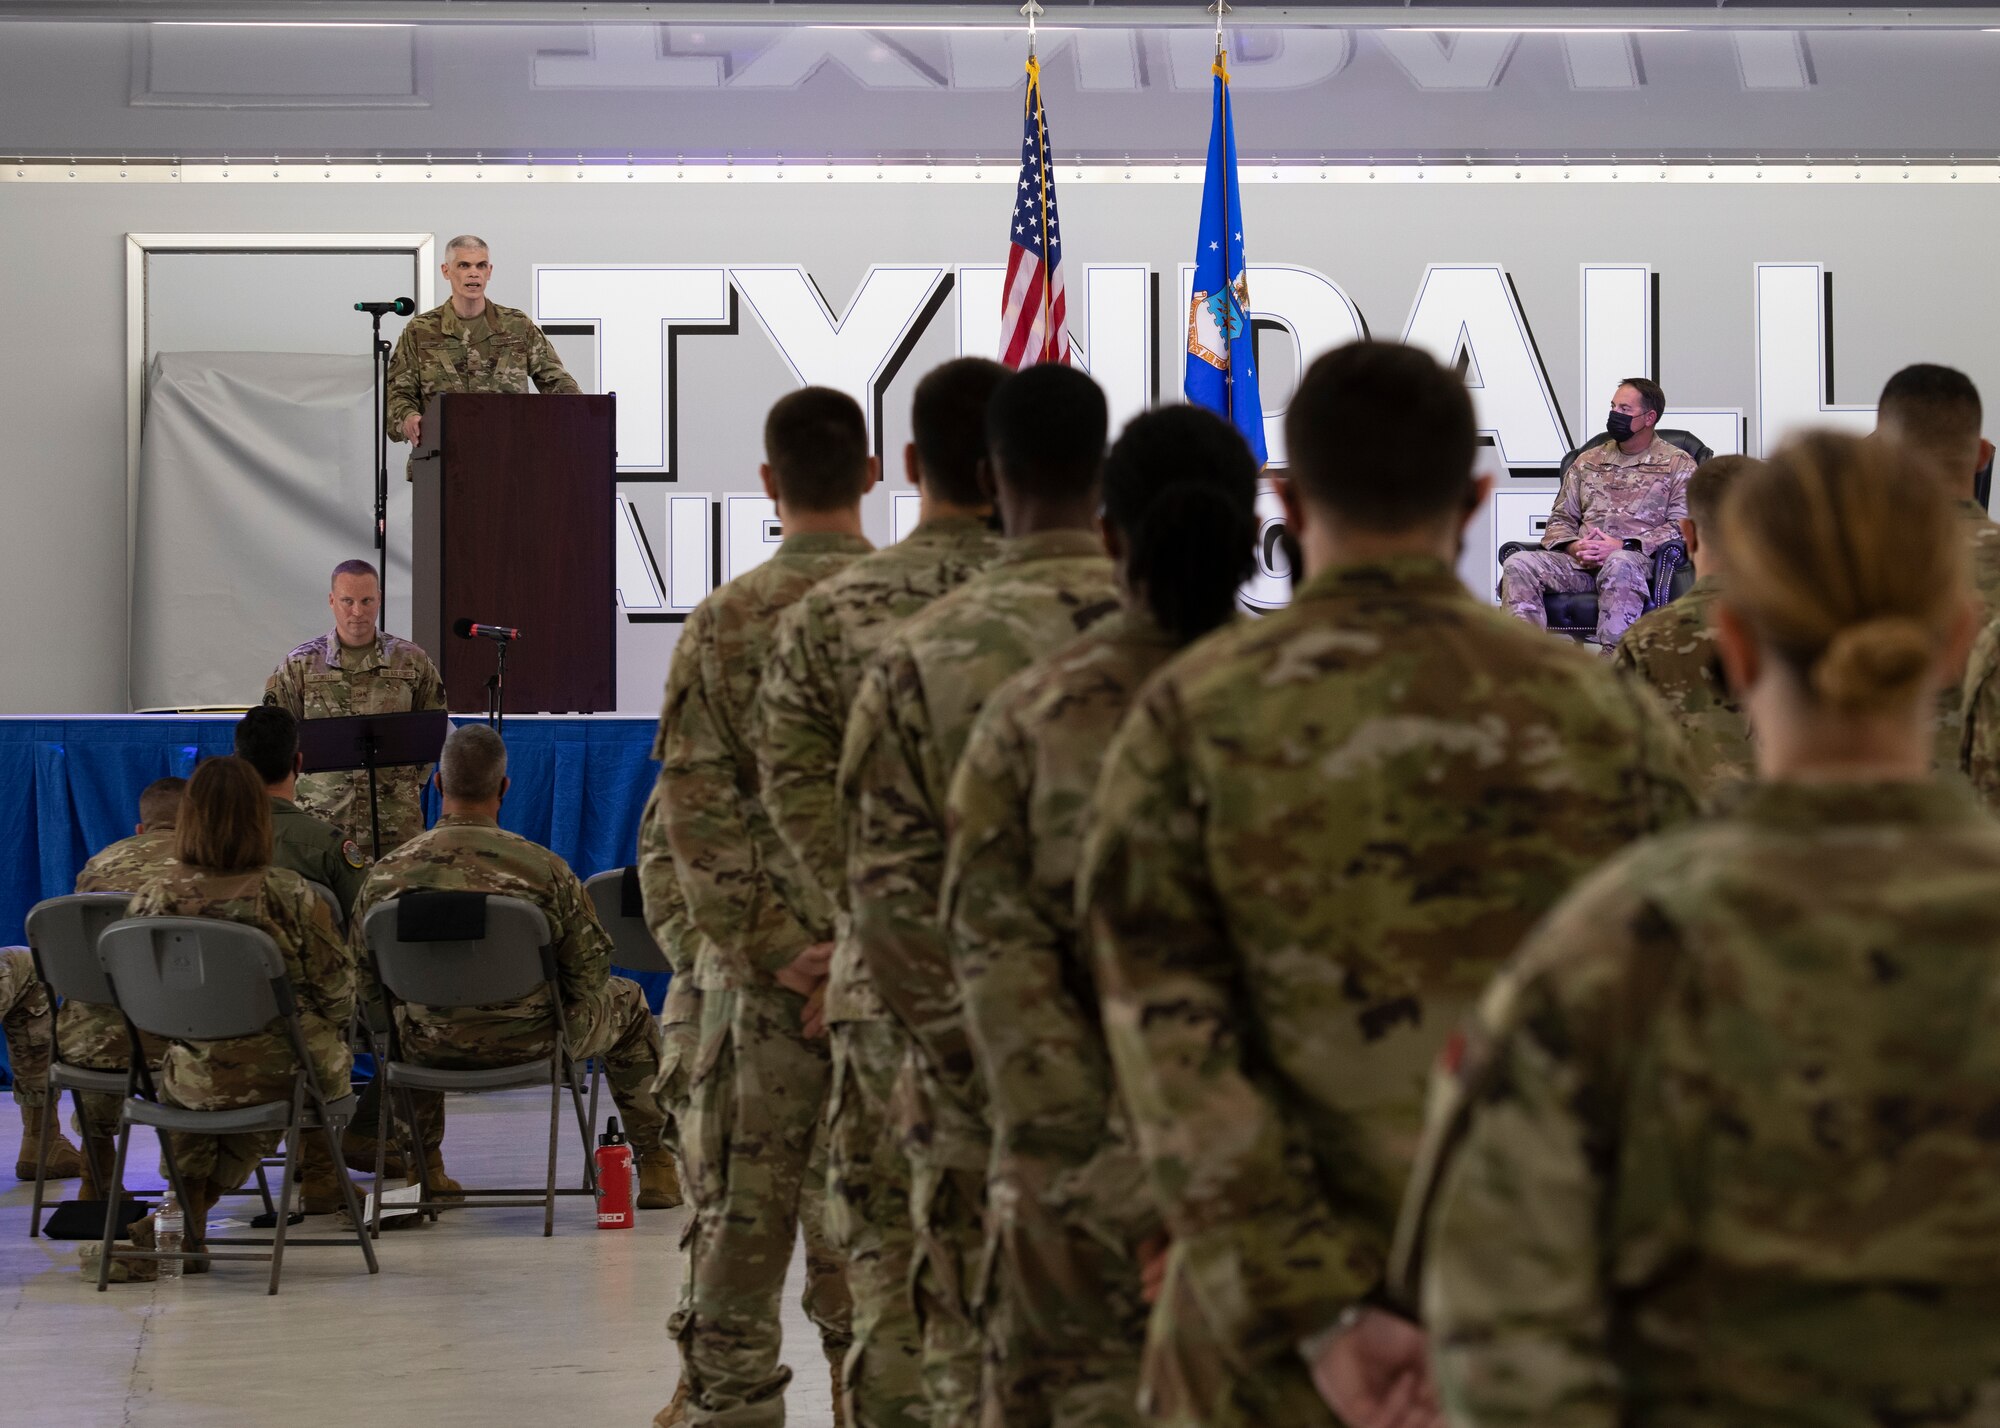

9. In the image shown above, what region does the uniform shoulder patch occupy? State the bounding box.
[342,840,368,870]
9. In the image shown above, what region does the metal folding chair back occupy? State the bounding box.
[362,893,598,1236]
[90,916,378,1293]
[583,867,673,976]
[23,894,146,1236]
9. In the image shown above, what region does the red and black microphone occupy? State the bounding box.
[454,618,522,643]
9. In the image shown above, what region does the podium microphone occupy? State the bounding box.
[355,297,417,316]
[455,618,522,643]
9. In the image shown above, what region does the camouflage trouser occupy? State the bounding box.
[659,976,703,1356]
[1499,547,1650,647]
[910,1168,985,1428]
[158,1019,353,1190]
[1,947,52,1109]
[899,1052,989,1428]
[397,975,669,1154]
[54,996,169,1148]
[1136,1248,1334,1428]
[673,983,852,1427]
[980,1155,1151,1428]
[827,1020,928,1428]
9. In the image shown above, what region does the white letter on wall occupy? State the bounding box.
[1580,263,1744,456]
[1374,31,1518,90]
[729,265,952,453]
[1176,263,1368,465]
[1402,264,1569,467]
[1754,262,1872,453]
[534,265,732,474]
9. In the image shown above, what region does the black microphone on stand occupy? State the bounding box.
[455,619,523,643]
[355,297,417,316]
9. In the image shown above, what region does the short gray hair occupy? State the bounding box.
[439,724,507,801]
[445,234,490,257]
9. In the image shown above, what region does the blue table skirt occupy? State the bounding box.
[1,715,668,1088]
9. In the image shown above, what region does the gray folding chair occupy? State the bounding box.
[24,893,138,1237]
[92,916,379,1293]
[362,894,599,1238]
[583,867,674,977]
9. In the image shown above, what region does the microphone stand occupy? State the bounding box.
[486,638,510,735]
[369,308,393,631]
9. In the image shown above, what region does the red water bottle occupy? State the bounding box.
[595,1116,635,1229]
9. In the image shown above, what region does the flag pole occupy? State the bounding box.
[1209,0,1234,424]
[1023,0,1054,361]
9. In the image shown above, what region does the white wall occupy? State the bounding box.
[3,172,1997,712]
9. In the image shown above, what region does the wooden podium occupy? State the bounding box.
[410,393,617,714]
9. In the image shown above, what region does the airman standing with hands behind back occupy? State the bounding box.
[1080,342,1697,1428]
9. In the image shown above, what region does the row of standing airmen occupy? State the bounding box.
[635,342,2000,1428]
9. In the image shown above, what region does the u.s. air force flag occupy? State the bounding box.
[1183,50,1267,465]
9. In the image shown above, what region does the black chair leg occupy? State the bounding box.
[27,1078,57,1238]
[94,1114,135,1292]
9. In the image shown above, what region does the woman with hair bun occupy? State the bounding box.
[939,403,1260,1428]
[1395,430,2000,1426]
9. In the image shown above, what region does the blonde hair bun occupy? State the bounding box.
[1809,617,1936,711]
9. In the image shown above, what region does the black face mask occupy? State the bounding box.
[1606,410,1637,441]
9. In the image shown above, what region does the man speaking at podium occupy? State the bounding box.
[385,233,579,467]
[264,559,446,855]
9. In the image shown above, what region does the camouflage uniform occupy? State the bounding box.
[638,779,703,1164]
[656,530,871,1428]
[636,778,706,1388]
[263,630,446,856]
[757,515,1002,1428]
[845,529,1119,1428]
[1395,779,2000,1428]
[126,865,353,1189]
[1500,435,1697,648]
[64,831,181,1141]
[350,812,668,1154]
[271,795,369,916]
[1078,555,1699,1428]
[1935,502,2000,770]
[1,947,53,1109]
[384,299,579,477]
[941,607,1176,1428]
[1612,575,1753,803]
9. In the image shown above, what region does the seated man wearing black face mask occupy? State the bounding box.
[1500,377,1696,650]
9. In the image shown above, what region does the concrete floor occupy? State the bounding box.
[0,1090,837,1428]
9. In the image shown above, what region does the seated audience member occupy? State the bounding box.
[0,777,188,1192]
[1500,378,1697,650]
[235,705,368,914]
[1397,431,1999,1427]
[1874,363,2000,767]
[1079,342,1698,1428]
[942,403,1259,1428]
[262,558,445,856]
[1613,455,1764,803]
[127,757,355,1269]
[348,724,677,1207]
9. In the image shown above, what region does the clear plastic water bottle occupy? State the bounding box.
[156,1189,184,1281]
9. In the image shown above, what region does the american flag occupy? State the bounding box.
[1000,55,1070,367]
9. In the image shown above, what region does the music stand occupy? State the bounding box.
[296,709,451,859]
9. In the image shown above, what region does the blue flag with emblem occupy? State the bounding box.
[1183,49,1267,465]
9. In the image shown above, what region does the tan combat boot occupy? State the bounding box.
[637,1147,683,1209]
[341,1127,408,1179]
[298,1136,367,1215]
[650,1377,690,1428]
[15,1102,85,1181]
[416,1148,464,1204]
